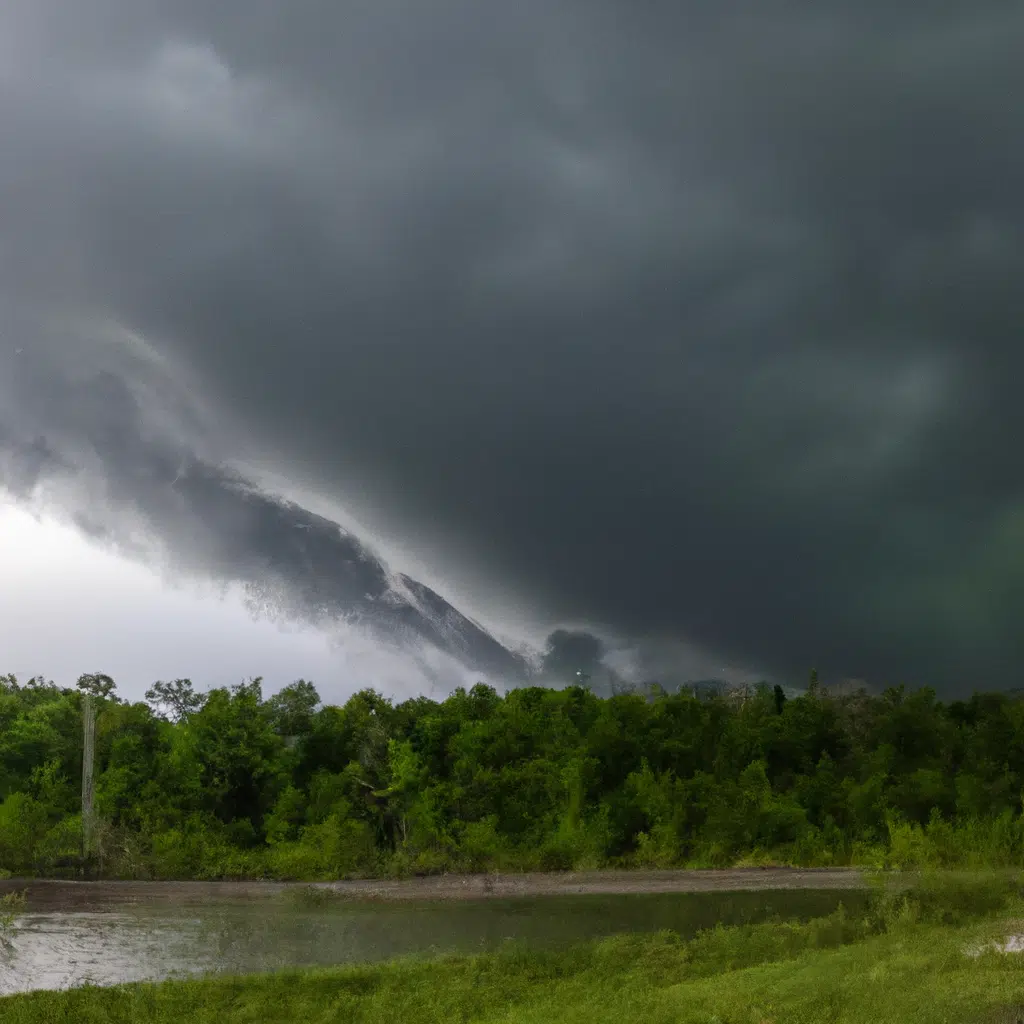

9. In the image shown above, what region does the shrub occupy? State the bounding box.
[0,793,49,873]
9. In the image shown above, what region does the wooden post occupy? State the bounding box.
[81,692,96,865]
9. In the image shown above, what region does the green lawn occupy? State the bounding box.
[4,875,1024,1023]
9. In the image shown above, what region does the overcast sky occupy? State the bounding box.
[2,2,1024,700]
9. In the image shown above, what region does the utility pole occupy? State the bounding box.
[81,692,96,866]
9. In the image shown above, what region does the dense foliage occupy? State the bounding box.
[3,670,1024,879]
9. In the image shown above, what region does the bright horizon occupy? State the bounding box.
[0,502,421,702]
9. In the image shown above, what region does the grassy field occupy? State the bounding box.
[3,874,1024,1023]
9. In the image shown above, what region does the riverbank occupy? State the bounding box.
[317,866,871,901]
[2,873,1022,1023]
[0,866,869,906]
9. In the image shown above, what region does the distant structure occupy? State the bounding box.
[725,683,753,708]
[81,694,96,863]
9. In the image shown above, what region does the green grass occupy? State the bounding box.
[0,888,26,938]
[4,873,1024,1023]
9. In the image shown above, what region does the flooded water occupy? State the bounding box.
[966,933,1024,957]
[0,880,870,994]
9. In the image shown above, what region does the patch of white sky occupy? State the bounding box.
[0,501,403,703]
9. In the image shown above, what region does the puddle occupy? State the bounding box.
[0,882,869,994]
[965,934,1024,957]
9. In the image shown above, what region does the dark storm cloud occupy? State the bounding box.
[0,354,527,682]
[3,2,1024,691]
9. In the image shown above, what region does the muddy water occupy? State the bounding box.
[0,874,871,994]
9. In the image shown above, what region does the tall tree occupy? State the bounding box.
[145,679,206,723]
[76,673,117,700]
[774,684,787,715]
[263,680,321,736]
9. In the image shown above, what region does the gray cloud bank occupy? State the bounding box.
[3,3,1024,693]
[0,348,528,684]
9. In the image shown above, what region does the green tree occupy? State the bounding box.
[264,680,321,737]
[145,679,206,723]
[77,673,117,700]
[773,684,787,715]
[185,680,284,834]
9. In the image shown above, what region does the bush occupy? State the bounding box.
[910,871,1021,926]
[33,814,83,873]
[458,817,503,873]
[298,811,377,878]
[860,870,1021,936]
[150,814,227,878]
[685,903,870,976]
[0,792,49,873]
[265,841,326,880]
[537,840,575,872]
[886,813,936,869]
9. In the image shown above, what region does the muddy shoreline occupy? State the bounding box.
[318,867,870,901]
[0,867,870,908]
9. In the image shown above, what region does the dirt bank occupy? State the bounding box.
[317,867,869,901]
[1,867,870,909]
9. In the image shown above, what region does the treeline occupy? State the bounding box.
[3,670,1024,879]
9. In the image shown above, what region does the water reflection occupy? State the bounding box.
[0,883,869,994]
